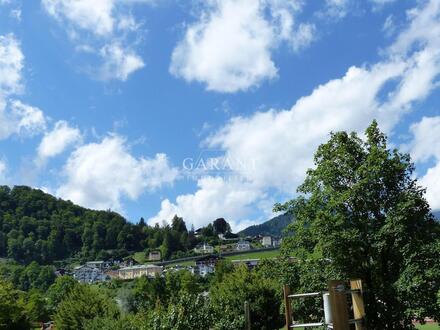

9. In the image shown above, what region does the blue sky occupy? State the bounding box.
[0,0,439,231]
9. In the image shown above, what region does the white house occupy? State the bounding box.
[194,242,214,254]
[73,265,108,283]
[86,260,110,270]
[236,240,251,251]
[118,264,163,280]
[197,264,215,277]
[272,237,282,247]
[262,236,273,247]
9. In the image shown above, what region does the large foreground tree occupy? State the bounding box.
[276,121,440,329]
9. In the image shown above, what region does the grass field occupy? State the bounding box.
[132,251,147,263]
[416,324,439,329]
[224,249,280,261]
[164,249,281,268]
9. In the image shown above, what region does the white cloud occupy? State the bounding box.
[170,0,315,93]
[99,42,145,81]
[42,0,115,36]
[419,165,440,211]
[0,100,47,139]
[324,0,351,18]
[0,34,49,140]
[57,135,178,211]
[206,61,406,194]
[148,176,263,231]
[0,159,7,183]
[9,8,21,22]
[37,120,82,163]
[370,0,397,6]
[406,116,440,163]
[154,0,440,229]
[206,0,440,194]
[42,0,148,81]
[406,116,440,210]
[0,33,23,96]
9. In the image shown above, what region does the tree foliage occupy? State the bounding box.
[210,266,283,330]
[0,279,29,330]
[54,284,120,330]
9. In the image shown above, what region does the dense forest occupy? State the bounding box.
[0,186,228,265]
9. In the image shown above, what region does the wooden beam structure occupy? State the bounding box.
[283,284,292,329]
[350,279,366,330]
[328,280,350,330]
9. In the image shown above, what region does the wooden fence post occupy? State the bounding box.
[328,280,350,330]
[283,284,292,330]
[350,279,366,330]
[244,301,251,330]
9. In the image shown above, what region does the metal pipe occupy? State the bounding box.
[288,292,322,298]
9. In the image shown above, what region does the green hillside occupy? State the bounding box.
[239,214,292,237]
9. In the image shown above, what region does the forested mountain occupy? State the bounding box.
[239,214,292,237]
[0,186,197,265]
[434,210,440,220]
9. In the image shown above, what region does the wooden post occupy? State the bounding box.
[328,280,350,330]
[283,284,292,330]
[350,279,366,330]
[244,301,251,330]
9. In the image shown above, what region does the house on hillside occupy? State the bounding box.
[231,258,260,269]
[262,236,272,247]
[149,250,161,261]
[194,255,223,277]
[236,240,251,251]
[272,237,282,247]
[121,257,139,267]
[194,228,203,238]
[118,264,163,280]
[85,260,112,270]
[104,269,120,279]
[73,265,108,283]
[194,242,214,254]
[54,268,66,277]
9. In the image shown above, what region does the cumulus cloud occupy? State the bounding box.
[0,33,23,95]
[37,120,82,164]
[99,42,145,81]
[148,176,263,231]
[406,116,440,210]
[324,0,351,18]
[0,100,47,140]
[42,0,148,81]
[154,0,440,229]
[57,135,179,211]
[170,0,315,93]
[42,0,116,36]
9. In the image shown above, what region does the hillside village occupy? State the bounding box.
[70,233,282,283]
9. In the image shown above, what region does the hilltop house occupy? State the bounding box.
[73,265,108,283]
[149,251,161,261]
[118,264,163,280]
[262,236,272,247]
[194,242,214,254]
[236,240,251,251]
[194,255,223,277]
